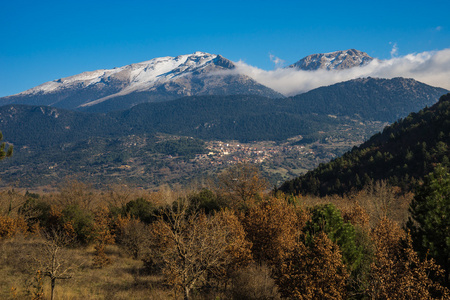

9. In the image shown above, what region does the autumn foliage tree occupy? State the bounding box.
[274,231,349,299]
[0,214,28,238]
[242,197,358,299]
[368,217,449,299]
[207,209,253,285]
[115,216,149,259]
[217,163,269,209]
[0,189,29,238]
[146,200,252,299]
[92,206,115,268]
[242,196,308,264]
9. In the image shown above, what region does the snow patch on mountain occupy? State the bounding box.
[289,49,373,71]
[16,52,225,103]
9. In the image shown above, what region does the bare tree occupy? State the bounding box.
[106,183,151,208]
[34,228,84,300]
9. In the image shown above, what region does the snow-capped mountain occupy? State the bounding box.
[0,52,282,112]
[20,52,225,98]
[288,49,373,71]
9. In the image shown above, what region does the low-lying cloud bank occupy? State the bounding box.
[232,49,450,96]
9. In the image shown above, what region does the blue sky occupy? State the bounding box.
[1,0,449,97]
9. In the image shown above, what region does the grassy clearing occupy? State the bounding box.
[0,238,173,300]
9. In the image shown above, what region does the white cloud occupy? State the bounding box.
[269,53,285,69]
[390,42,399,57]
[228,48,450,96]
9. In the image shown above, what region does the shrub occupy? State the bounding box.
[61,204,94,244]
[116,218,149,259]
[0,215,28,238]
[230,263,280,300]
[188,188,225,214]
[122,198,156,224]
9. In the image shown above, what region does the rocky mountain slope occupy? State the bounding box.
[0,52,283,112]
[288,49,374,70]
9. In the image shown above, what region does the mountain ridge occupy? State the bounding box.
[0,77,446,148]
[288,49,374,70]
[290,77,448,121]
[1,49,447,114]
[0,52,283,112]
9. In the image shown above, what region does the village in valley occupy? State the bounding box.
[195,140,315,165]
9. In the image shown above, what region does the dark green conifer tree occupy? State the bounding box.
[0,132,13,160]
[407,164,450,285]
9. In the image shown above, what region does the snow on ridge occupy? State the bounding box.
[289,49,373,71]
[15,52,218,97]
[76,52,220,108]
[117,52,218,94]
[17,68,120,95]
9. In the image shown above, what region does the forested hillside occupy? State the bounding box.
[291,77,448,121]
[1,77,446,148]
[279,93,450,196]
[112,95,346,142]
[0,78,447,189]
[0,105,123,147]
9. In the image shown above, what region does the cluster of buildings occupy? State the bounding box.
[193,141,313,166]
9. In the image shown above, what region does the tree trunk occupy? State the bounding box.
[184,286,190,300]
[51,277,56,300]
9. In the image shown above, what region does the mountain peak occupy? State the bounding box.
[1,52,282,112]
[13,52,224,97]
[289,49,373,71]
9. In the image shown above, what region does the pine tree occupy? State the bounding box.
[408,164,450,285]
[0,131,13,160]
